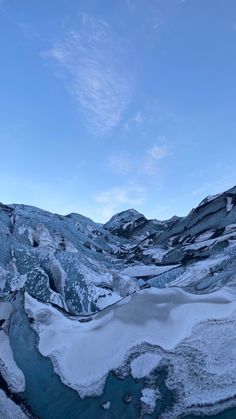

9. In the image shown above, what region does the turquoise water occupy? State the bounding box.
[8,294,236,419]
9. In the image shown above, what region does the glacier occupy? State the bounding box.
[1,186,236,418]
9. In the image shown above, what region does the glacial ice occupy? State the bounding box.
[1,185,236,417]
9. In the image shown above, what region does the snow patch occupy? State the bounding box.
[0,390,27,419]
[143,247,169,262]
[121,264,179,278]
[227,196,234,212]
[24,286,236,398]
[131,352,162,378]
[101,401,111,410]
[140,387,160,414]
[197,193,222,208]
[163,314,236,417]
[0,331,25,393]
[9,274,27,292]
[169,256,228,287]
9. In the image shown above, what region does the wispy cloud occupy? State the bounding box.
[42,15,132,134]
[107,138,169,178]
[124,110,144,131]
[147,144,168,159]
[142,139,169,175]
[132,111,143,126]
[108,154,134,175]
[95,184,146,220]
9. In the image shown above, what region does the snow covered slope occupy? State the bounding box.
[1,185,236,418]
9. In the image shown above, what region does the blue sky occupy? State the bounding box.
[0,0,236,222]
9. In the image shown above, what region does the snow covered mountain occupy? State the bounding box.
[1,186,236,418]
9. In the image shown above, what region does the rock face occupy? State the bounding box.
[1,186,236,418]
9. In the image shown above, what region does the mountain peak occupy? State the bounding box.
[103,208,147,236]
